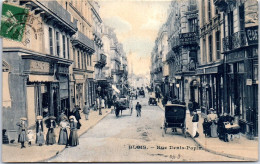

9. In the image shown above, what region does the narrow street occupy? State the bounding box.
[49,95,238,162]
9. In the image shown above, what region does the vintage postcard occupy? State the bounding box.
[1,0,259,162]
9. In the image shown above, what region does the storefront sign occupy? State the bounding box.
[245,26,258,45]
[246,79,252,86]
[30,60,50,73]
[226,51,245,62]
[179,32,197,45]
[205,66,218,74]
[195,68,204,75]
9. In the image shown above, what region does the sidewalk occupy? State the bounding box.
[2,108,111,162]
[154,95,258,161]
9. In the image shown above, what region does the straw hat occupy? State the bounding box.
[20,117,27,121]
[36,115,43,120]
[69,115,78,122]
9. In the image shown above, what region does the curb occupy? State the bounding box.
[187,131,258,161]
[38,110,111,162]
[157,100,257,161]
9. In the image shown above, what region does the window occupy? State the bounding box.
[73,48,76,68]
[208,35,213,62]
[208,0,211,21]
[188,19,197,32]
[237,62,244,73]
[203,39,207,64]
[67,38,70,59]
[62,35,66,58]
[56,32,60,56]
[228,11,234,35]
[253,64,258,81]
[202,0,205,25]
[49,28,53,55]
[87,55,89,66]
[77,51,80,68]
[84,53,87,69]
[216,31,221,59]
[81,51,84,69]
[90,55,92,66]
[239,4,245,31]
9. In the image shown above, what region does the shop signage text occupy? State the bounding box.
[245,26,258,45]
[30,60,50,73]
[226,51,245,62]
[179,32,197,45]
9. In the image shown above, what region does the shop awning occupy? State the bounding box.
[28,75,55,82]
[112,85,120,93]
[2,72,11,108]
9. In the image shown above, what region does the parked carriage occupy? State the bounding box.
[162,104,187,137]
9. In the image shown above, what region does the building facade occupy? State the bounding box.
[2,0,77,139]
[214,0,258,137]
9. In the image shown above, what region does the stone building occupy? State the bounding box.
[2,0,77,139]
[214,0,258,138]
[197,0,224,116]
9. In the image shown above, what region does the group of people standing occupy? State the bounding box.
[16,105,86,149]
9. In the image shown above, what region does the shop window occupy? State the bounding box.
[238,62,244,73]
[253,65,258,81]
[49,27,53,55]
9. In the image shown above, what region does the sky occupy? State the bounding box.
[98,0,171,76]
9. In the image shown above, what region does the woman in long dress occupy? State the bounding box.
[17,117,28,148]
[58,116,70,145]
[36,116,45,146]
[68,116,79,147]
[207,109,218,138]
[45,116,56,145]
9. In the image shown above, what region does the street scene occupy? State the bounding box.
[1,0,259,163]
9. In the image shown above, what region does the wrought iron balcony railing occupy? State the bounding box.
[223,31,247,52]
[72,31,95,53]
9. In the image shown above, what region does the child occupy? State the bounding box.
[27,130,34,146]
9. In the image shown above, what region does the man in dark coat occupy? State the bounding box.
[136,102,142,117]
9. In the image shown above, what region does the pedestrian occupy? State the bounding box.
[135,91,138,99]
[129,99,133,115]
[72,106,81,129]
[68,116,79,147]
[207,108,218,138]
[98,96,102,115]
[45,116,56,145]
[104,95,108,108]
[36,115,44,146]
[192,110,199,138]
[27,130,34,147]
[136,102,142,117]
[188,99,194,116]
[58,116,70,146]
[16,117,28,149]
[83,102,90,120]
[101,98,105,109]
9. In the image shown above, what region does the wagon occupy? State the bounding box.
[162,104,187,137]
[114,97,129,117]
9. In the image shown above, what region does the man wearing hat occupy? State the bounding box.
[36,115,45,146]
[192,110,199,138]
[16,117,28,148]
[83,102,90,120]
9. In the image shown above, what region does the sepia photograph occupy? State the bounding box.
[0,0,259,162]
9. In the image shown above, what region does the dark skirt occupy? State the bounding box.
[46,128,56,145]
[58,128,68,145]
[36,132,45,144]
[68,129,79,146]
[18,130,27,143]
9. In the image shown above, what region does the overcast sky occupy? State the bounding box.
[99,0,170,76]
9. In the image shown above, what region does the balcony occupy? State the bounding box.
[223,31,247,52]
[21,0,77,33]
[214,0,236,12]
[72,31,95,53]
[95,53,107,68]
